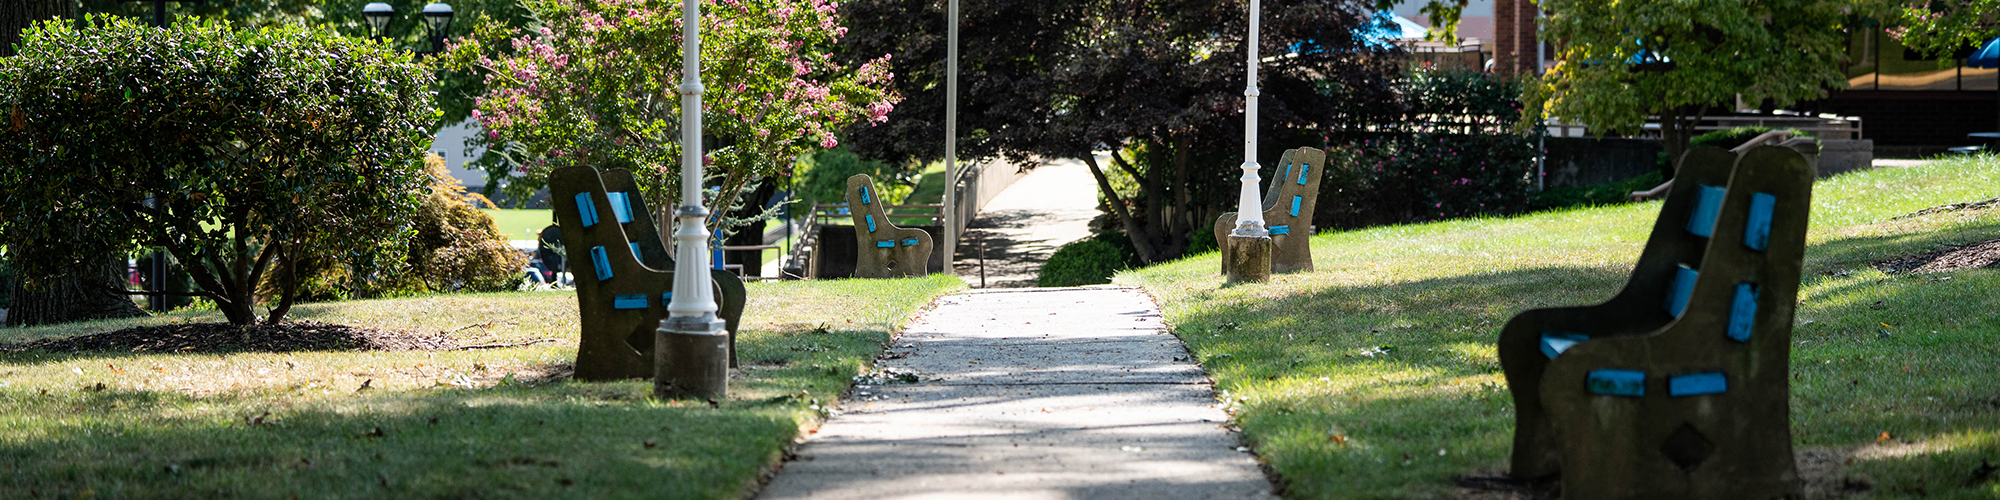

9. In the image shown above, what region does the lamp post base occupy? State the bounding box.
[656,315,729,400]
[1223,233,1272,284]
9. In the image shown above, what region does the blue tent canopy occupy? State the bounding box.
[1356,11,1429,48]
[1969,37,2000,69]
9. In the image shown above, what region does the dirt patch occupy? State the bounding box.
[2,320,459,354]
[1873,238,2000,275]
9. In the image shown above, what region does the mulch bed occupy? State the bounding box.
[1873,238,2000,275]
[2,320,459,354]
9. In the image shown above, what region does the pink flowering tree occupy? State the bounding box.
[445,0,897,235]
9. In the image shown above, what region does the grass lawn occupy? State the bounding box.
[1122,156,2000,499]
[481,209,556,241]
[0,275,962,499]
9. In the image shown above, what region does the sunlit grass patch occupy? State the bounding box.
[0,274,962,499]
[1126,157,2000,498]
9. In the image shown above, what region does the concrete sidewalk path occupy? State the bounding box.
[757,286,1273,500]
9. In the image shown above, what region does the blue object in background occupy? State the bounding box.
[1969,37,2000,69]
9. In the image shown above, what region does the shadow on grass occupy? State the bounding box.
[1159,229,2000,498]
[0,383,797,499]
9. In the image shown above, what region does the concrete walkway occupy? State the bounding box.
[956,156,1104,288]
[757,287,1272,499]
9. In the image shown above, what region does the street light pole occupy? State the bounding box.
[657,0,728,400]
[942,0,959,276]
[1224,0,1270,284]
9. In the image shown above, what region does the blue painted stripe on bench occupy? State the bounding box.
[613,294,648,310]
[606,192,633,223]
[661,292,673,303]
[1667,265,1698,318]
[1281,164,1293,185]
[865,214,877,232]
[860,186,871,204]
[1728,283,1758,342]
[1297,164,1310,185]
[1685,185,1726,237]
[575,193,599,227]
[1269,225,1290,235]
[903,238,919,246]
[1540,332,1590,359]
[1744,192,1775,250]
[1587,369,1646,397]
[1290,195,1302,217]
[1668,372,1727,397]
[590,246,612,281]
[629,242,642,260]
[875,240,895,248]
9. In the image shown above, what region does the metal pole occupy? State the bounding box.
[1224,0,1270,284]
[942,0,959,275]
[658,0,727,400]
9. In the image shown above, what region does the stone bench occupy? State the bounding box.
[1496,146,1812,498]
[845,174,934,278]
[549,167,748,381]
[1215,147,1327,274]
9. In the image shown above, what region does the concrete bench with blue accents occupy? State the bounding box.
[1495,146,1812,499]
[549,167,748,381]
[845,174,934,279]
[1215,147,1327,274]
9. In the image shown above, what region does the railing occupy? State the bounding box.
[1545,113,1866,140]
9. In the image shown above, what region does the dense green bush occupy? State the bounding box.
[0,16,436,325]
[1036,236,1138,287]
[1657,126,1815,169]
[269,154,527,301]
[1320,71,1538,229]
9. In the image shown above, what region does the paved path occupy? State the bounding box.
[956,156,1103,288]
[757,287,1273,499]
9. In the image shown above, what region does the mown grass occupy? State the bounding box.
[0,275,962,499]
[480,208,556,241]
[1122,156,2000,499]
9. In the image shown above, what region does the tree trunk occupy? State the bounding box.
[1080,154,1160,264]
[5,255,148,327]
[2,0,76,57]
[1660,105,1708,178]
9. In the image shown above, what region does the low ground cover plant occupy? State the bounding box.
[0,275,961,498]
[1125,156,2000,498]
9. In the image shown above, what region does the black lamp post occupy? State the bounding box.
[361,2,455,55]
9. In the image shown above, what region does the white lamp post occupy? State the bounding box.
[942,0,959,276]
[1223,0,1271,284]
[658,0,728,399]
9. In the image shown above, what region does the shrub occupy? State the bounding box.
[270,154,527,300]
[1037,236,1137,287]
[1658,126,1815,169]
[1320,70,1539,230]
[0,16,436,325]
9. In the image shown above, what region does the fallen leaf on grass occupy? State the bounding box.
[1877,431,1892,442]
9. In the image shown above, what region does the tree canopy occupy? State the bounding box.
[0,16,438,325]
[1520,0,1851,172]
[841,0,1402,263]
[450,0,900,236]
